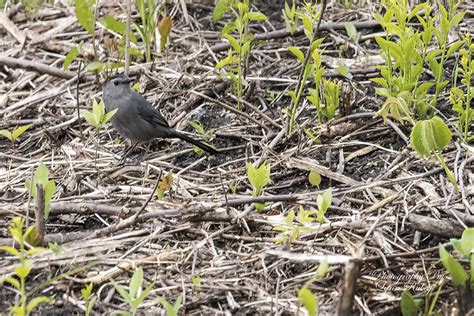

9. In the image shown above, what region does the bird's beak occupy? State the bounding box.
[125,77,135,83]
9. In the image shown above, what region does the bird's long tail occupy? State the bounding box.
[173,131,219,155]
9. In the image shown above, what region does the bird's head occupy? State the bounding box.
[104,75,134,97]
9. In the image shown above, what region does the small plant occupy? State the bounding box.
[214,0,267,109]
[112,267,154,316]
[63,42,84,70]
[246,161,270,212]
[437,228,473,314]
[400,285,444,316]
[81,282,97,316]
[410,116,458,191]
[83,98,118,132]
[440,228,473,286]
[282,1,298,34]
[315,189,331,224]
[287,1,325,131]
[192,275,202,293]
[134,0,164,61]
[273,190,332,246]
[297,259,329,316]
[25,161,56,220]
[273,208,313,246]
[156,171,173,200]
[373,0,466,120]
[450,33,473,142]
[156,294,183,316]
[0,217,50,316]
[308,171,321,187]
[188,121,215,156]
[320,79,341,121]
[0,124,30,143]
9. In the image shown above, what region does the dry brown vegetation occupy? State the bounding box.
[0,0,473,315]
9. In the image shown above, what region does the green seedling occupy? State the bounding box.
[0,217,50,316]
[214,0,267,109]
[297,259,329,316]
[274,190,332,246]
[76,0,95,34]
[24,162,56,220]
[451,34,473,142]
[156,294,183,316]
[156,171,173,200]
[246,161,270,212]
[188,120,215,156]
[134,0,161,62]
[63,42,84,70]
[273,209,311,246]
[442,228,474,285]
[344,22,359,43]
[81,282,97,316]
[427,0,465,109]
[308,171,321,187]
[401,291,424,316]
[192,275,202,293]
[48,242,64,254]
[373,0,466,120]
[0,124,30,143]
[83,98,118,132]
[315,189,331,224]
[112,267,154,316]
[410,116,458,191]
[321,79,341,120]
[283,1,298,34]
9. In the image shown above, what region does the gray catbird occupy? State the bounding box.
[103,75,218,154]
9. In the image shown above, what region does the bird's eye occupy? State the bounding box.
[113,80,119,86]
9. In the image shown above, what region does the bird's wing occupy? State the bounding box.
[134,93,170,128]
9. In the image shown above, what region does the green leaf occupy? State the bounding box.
[344,22,358,41]
[83,111,97,129]
[103,108,118,124]
[308,171,321,187]
[0,245,19,256]
[113,282,132,302]
[101,16,137,43]
[439,245,468,286]
[0,129,13,141]
[315,258,329,279]
[460,228,474,259]
[85,61,105,73]
[401,291,418,316]
[48,242,64,254]
[64,46,79,70]
[131,282,154,311]
[213,0,232,23]
[35,161,49,185]
[317,190,332,213]
[223,33,240,53]
[81,282,93,300]
[288,47,305,63]
[447,40,464,57]
[15,262,31,279]
[129,267,143,298]
[76,0,96,34]
[245,12,267,21]
[246,161,270,197]
[371,77,388,88]
[410,116,452,157]
[27,296,51,314]
[298,287,318,316]
[3,276,20,289]
[11,124,30,141]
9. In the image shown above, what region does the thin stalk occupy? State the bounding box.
[288,0,326,133]
[435,151,459,192]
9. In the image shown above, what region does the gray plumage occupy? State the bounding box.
[103,75,218,154]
